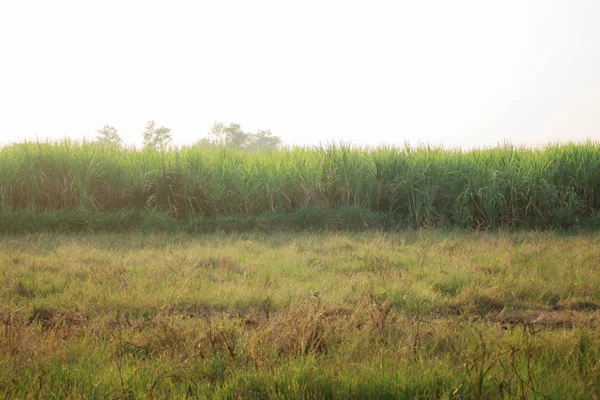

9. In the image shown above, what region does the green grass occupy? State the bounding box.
[1,140,599,230]
[2,230,600,398]
[0,207,395,234]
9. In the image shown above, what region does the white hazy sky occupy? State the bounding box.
[1,0,599,149]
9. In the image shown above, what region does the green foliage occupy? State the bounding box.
[1,140,599,229]
[142,120,172,151]
[95,125,122,148]
[204,122,282,151]
[246,129,282,151]
[208,122,248,148]
[0,207,393,234]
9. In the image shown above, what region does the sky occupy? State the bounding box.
[1,0,599,149]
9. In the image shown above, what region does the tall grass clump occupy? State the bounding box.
[1,139,599,229]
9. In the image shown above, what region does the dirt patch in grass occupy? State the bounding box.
[28,306,86,333]
[488,308,600,329]
[561,299,600,311]
[195,256,243,274]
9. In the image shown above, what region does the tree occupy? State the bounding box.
[201,122,282,151]
[96,125,122,148]
[208,122,248,149]
[143,120,172,151]
[247,129,281,151]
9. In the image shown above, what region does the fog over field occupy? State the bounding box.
[1,0,599,149]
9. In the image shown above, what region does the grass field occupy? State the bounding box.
[2,141,599,398]
[2,230,600,399]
